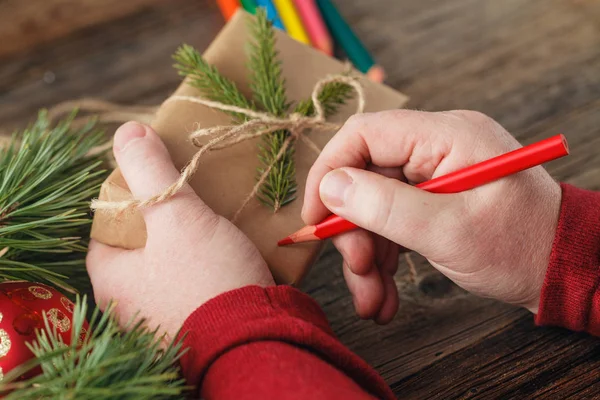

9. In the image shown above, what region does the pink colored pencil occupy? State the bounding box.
[293,0,333,55]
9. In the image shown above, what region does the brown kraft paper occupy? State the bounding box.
[90,10,409,285]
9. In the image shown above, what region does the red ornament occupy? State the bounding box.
[0,281,89,381]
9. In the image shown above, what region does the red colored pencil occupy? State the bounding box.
[278,134,569,246]
[217,0,241,21]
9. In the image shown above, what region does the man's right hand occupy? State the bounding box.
[302,110,561,323]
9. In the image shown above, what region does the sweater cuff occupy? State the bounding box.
[177,285,394,400]
[535,183,600,335]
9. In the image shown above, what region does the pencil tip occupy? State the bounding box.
[367,65,386,83]
[278,225,319,246]
[277,236,294,246]
[560,134,570,154]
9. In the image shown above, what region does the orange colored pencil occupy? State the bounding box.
[293,0,333,55]
[217,0,241,21]
[278,134,569,245]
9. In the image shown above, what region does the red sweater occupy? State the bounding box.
[178,183,600,399]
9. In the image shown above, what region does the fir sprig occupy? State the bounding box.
[249,9,296,210]
[0,111,108,292]
[1,296,188,399]
[171,10,355,212]
[295,79,356,118]
[248,10,290,116]
[173,44,252,120]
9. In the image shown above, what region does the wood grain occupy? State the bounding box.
[0,0,164,59]
[1,0,599,398]
[391,315,600,399]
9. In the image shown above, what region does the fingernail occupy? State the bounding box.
[114,121,146,152]
[320,169,353,207]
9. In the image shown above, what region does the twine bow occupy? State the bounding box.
[91,75,366,221]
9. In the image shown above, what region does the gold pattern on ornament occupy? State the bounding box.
[47,309,70,333]
[28,286,52,300]
[77,327,87,346]
[60,297,75,313]
[0,367,3,382]
[0,313,11,362]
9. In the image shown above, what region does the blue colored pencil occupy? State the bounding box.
[256,0,285,30]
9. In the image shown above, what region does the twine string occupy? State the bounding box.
[91,75,366,221]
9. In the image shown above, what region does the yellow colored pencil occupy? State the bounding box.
[273,0,311,45]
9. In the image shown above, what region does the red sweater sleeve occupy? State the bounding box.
[535,183,600,335]
[177,285,395,400]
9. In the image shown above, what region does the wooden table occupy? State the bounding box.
[1,0,599,398]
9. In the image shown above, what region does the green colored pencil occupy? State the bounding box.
[315,0,385,82]
[241,0,258,14]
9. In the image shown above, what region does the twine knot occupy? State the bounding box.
[91,75,366,221]
[289,113,303,123]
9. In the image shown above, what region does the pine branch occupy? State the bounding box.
[294,80,356,117]
[0,111,108,293]
[1,296,188,399]
[171,12,355,212]
[248,9,296,211]
[173,44,252,121]
[248,9,289,116]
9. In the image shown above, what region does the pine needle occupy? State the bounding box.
[173,44,252,121]
[171,11,354,212]
[248,9,290,116]
[0,111,108,292]
[295,79,356,118]
[248,9,296,211]
[0,296,188,399]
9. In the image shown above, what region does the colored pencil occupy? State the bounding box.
[256,0,286,30]
[217,0,241,21]
[278,134,569,245]
[241,0,258,14]
[273,0,311,45]
[315,0,384,83]
[293,0,333,55]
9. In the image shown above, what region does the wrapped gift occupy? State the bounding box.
[90,10,408,285]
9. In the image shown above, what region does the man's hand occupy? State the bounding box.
[303,110,561,323]
[87,122,274,338]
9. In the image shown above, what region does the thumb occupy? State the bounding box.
[319,168,457,254]
[112,121,212,229]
